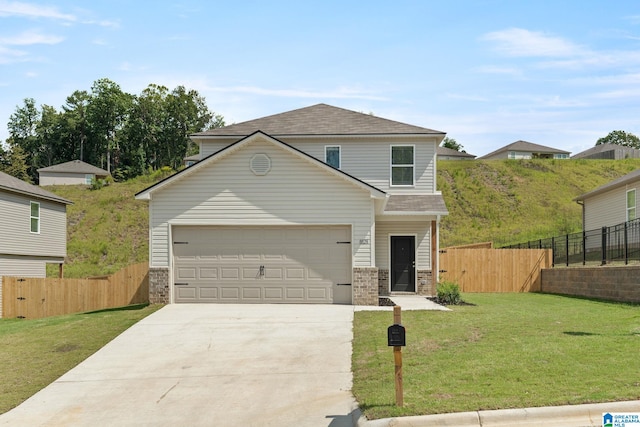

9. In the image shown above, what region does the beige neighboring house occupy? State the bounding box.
[136,103,449,306]
[38,160,109,186]
[437,146,476,160]
[0,171,72,317]
[574,169,640,231]
[183,154,200,168]
[571,143,640,160]
[479,140,570,160]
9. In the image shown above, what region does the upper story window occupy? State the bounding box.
[30,201,40,234]
[325,146,341,169]
[627,189,636,221]
[391,145,415,186]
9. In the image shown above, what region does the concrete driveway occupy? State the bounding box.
[0,304,359,427]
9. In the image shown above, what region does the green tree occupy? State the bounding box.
[441,136,465,152]
[87,78,133,174]
[0,144,31,182]
[6,98,41,181]
[596,130,640,148]
[61,90,91,161]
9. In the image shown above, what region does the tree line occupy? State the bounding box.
[0,78,224,183]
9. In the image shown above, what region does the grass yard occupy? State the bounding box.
[0,304,162,414]
[353,293,640,420]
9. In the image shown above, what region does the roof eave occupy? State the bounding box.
[0,185,73,205]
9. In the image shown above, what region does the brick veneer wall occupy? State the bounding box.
[149,267,170,304]
[417,270,434,296]
[353,267,379,305]
[378,269,434,296]
[541,267,640,303]
[378,269,389,296]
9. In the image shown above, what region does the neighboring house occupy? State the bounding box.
[574,169,640,231]
[479,140,570,160]
[38,160,109,186]
[0,171,72,317]
[437,146,476,160]
[571,143,640,160]
[136,103,449,306]
[183,154,200,168]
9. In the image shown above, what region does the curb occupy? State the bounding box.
[356,400,640,427]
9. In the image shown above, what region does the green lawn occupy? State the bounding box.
[353,293,640,420]
[0,304,163,414]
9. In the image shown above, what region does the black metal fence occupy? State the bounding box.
[502,218,640,267]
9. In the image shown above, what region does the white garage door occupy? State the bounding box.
[172,226,352,304]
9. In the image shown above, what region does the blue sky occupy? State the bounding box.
[2,0,640,157]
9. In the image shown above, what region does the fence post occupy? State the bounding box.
[601,226,607,265]
[565,234,569,267]
[582,230,586,266]
[624,221,629,265]
[551,237,555,267]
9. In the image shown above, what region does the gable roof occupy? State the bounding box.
[479,140,570,159]
[384,194,448,215]
[0,171,72,205]
[37,160,109,175]
[192,103,445,138]
[136,130,387,200]
[436,146,476,159]
[575,168,640,201]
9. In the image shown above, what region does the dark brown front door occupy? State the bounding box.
[390,236,415,292]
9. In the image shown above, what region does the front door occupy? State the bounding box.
[390,236,416,292]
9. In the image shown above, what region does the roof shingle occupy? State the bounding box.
[37,160,109,175]
[193,104,445,137]
[0,171,72,204]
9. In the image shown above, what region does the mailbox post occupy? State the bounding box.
[387,306,405,406]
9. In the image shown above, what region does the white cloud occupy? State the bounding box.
[0,1,76,21]
[481,28,585,58]
[0,30,63,45]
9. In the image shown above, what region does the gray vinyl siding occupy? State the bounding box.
[375,221,431,270]
[149,137,375,268]
[584,181,640,230]
[198,136,438,193]
[39,172,91,186]
[0,190,67,258]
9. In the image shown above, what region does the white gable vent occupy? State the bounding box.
[250,153,271,176]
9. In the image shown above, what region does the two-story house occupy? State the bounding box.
[0,171,71,316]
[135,104,448,305]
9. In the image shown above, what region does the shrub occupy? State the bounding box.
[437,281,462,305]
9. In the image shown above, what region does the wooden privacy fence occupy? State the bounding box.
[439,248,552,292]
[2,263,149,319]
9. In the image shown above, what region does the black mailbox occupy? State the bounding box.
[387,324,406,347]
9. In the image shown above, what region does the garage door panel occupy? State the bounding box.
[220,287,240,300]
[221,268,240,279]
[242,287,261,300]
[199,287,218,300]
[264,287,284,300]
[173,226,351,304]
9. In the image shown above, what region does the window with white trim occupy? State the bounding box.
[627,189,636,221]
[325,146,340,169]
[85,174,93,185]
[30,201,40,234]
[391,145,414,186]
